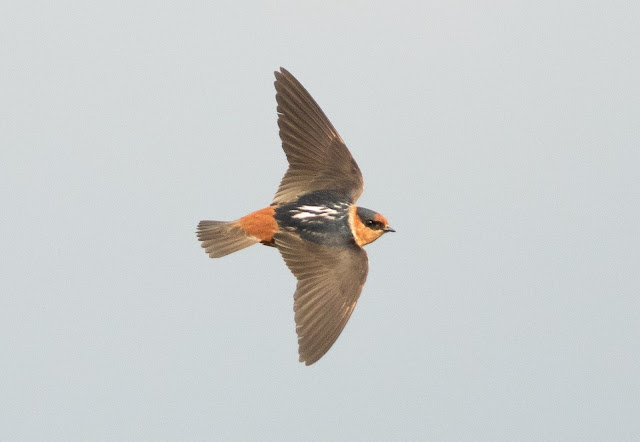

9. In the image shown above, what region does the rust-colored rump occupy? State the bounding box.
[237,206,278,242]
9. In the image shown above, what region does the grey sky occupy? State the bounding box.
[1,1,638,439]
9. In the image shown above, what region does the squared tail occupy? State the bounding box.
[197,220,259,258]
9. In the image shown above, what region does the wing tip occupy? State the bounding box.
[274,66,289,82]
[274,67,299,89]
[299,353,320,366]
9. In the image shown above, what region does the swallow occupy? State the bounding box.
[197,68,394,365]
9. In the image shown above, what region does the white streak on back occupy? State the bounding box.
[291,205,340,219]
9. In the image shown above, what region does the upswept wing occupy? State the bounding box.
[272,68,364,205]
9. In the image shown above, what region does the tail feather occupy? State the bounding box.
[197,220,259,258]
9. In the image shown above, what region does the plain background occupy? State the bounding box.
[2,1,638,440]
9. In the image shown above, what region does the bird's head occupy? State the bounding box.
[351,206,395,246]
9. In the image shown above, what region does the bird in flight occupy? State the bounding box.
[197,68,394,365]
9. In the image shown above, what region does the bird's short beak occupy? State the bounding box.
[383,226,396,233]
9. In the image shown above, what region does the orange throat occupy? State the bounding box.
[349,206,385,247]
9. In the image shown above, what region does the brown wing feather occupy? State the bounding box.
[274,231,369,365]
[272,68,364,205]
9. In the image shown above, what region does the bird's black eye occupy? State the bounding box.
[366,219,374,226]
